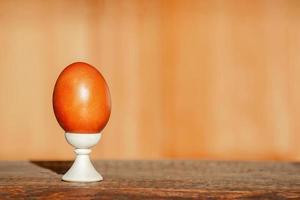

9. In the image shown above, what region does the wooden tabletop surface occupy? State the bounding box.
[0,160,300,199]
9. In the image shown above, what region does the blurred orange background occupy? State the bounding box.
[1,0,300,160]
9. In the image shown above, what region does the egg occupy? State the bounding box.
[53,62,111,133]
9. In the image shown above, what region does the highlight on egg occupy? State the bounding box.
[52,62,111,133]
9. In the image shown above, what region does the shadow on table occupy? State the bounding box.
[30,160,73,174]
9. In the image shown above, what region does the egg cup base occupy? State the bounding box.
[62,132,103,182]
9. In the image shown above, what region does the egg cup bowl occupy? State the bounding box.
[62,132,102,182]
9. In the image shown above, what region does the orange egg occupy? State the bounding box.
[53,62,111,133]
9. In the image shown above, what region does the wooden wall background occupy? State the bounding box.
[0,0,300,160]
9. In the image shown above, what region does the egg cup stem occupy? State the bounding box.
[62,133,103,182]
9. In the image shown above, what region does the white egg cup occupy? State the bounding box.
[62,132,103,182]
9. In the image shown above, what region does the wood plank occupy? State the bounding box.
[0,160,299,199]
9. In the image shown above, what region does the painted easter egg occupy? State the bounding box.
[53,62,111,133]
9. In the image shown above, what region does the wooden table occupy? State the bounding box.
[0,160,299,199]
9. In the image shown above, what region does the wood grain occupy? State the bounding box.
[0,160,299,199]
[1,0,300,160]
